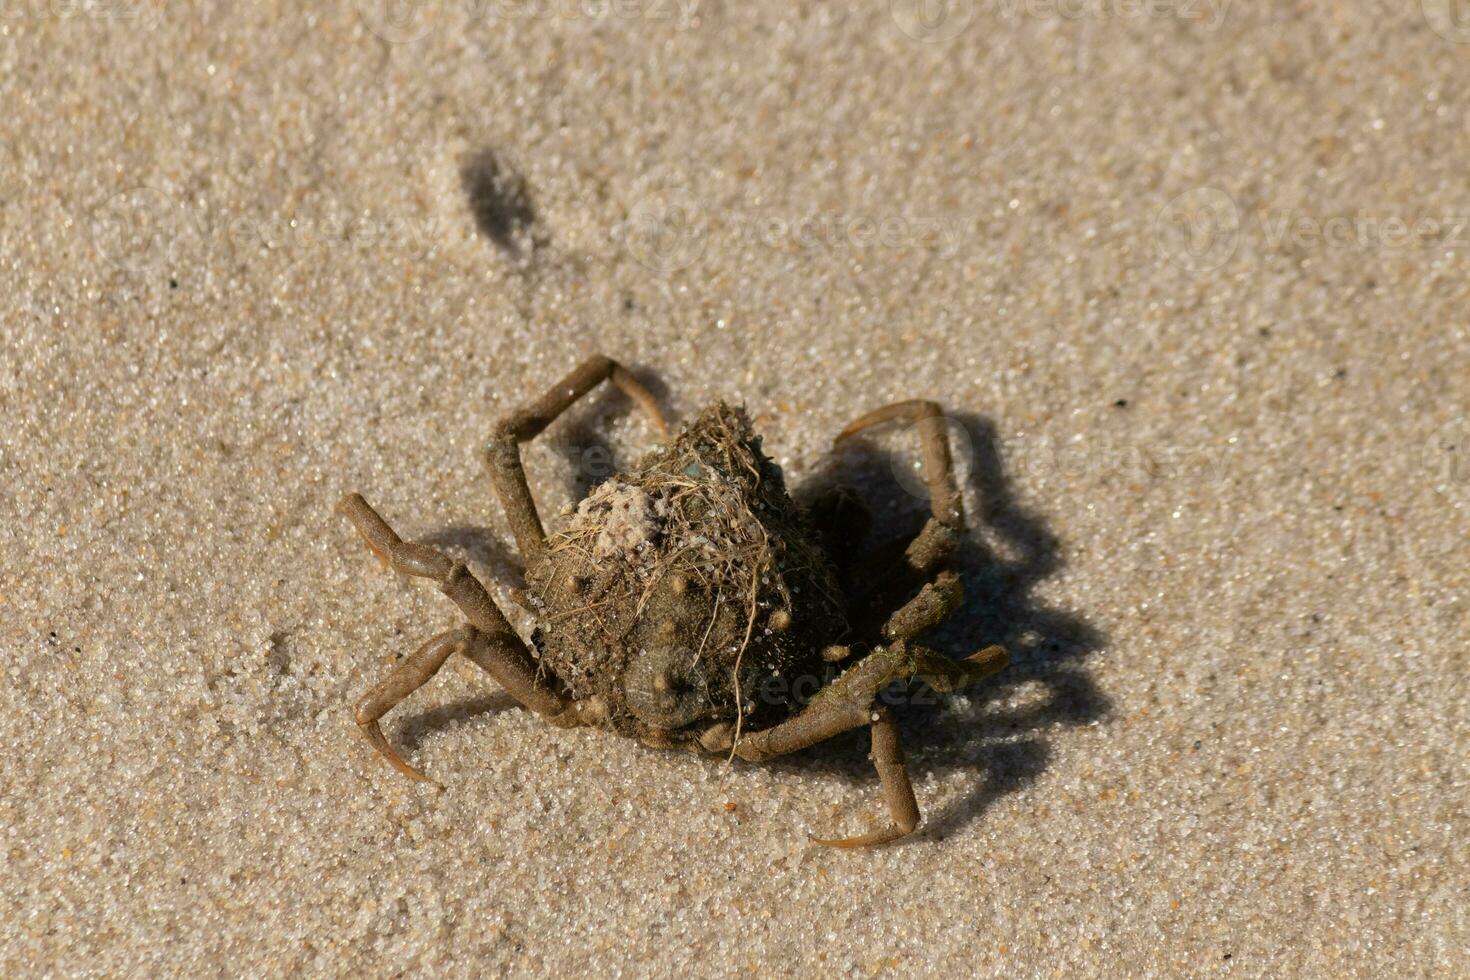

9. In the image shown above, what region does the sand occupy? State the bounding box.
[2,2,1466,976]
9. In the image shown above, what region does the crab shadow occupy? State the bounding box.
[397,692,521,754]
[402,408,1107,842]
[762,410,1110,839]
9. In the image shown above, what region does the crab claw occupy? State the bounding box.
[357,718,438,785]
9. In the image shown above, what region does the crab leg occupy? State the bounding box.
[809,709,919,848]
[847,568,966,643]
[354,628,472,782]
[735,640,1007,847]
[485,354,669,563]
[735,698,918,848]
[836,400,962,530]
[338,493,582,779]
[835,400,968,612]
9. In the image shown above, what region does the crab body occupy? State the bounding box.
[337,355,1007,847]
[525,404,845,750]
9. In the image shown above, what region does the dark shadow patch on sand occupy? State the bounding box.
[780,410,1109,840]
[398,692,521,753]
[421,525,526,588]
[549,367,676,499]
[459,146,541,257]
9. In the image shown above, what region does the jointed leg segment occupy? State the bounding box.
[836,400,962,530]
[484,355,669,563]
[337,493,578,780]
[880,570,964,642]
[836,401,966,610]
[737,696,920,848]
[812,709,919,848]
[742,400,1001,847]
[354,628,472,782]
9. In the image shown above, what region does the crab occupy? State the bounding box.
[337,354,1007,847]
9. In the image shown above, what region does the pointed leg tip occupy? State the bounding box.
[808,823,911,849]
[966,644,1009,675]
[808,832,870,849]
[394,761,438,785]
[359,719,436,784]
[834,415,879,447]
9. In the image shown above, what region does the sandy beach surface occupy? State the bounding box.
[3,2,1466,976]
